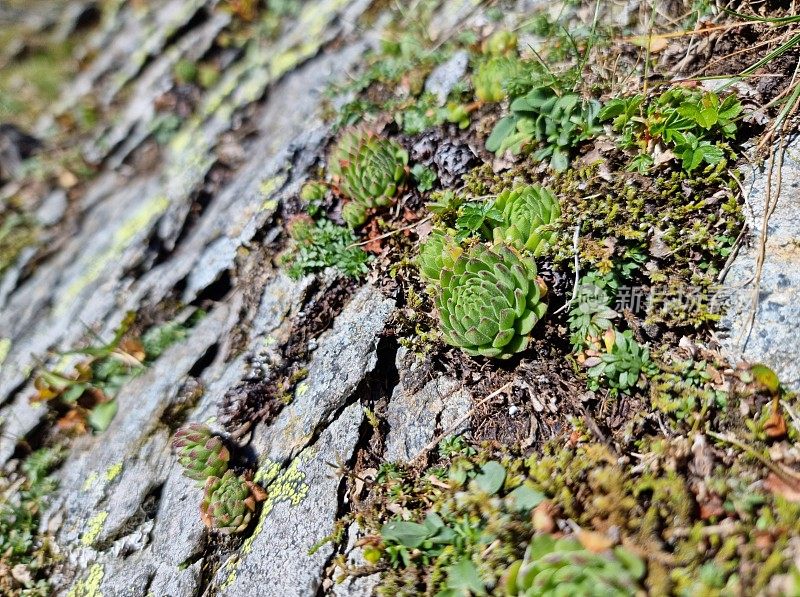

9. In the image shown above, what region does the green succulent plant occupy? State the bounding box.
[491,185,561,256]
[172,423,230,483]
[473,56,524,103]
[568,280,618,349]
[483,30,518,56]
[200,470,256,534]
[504,534,646,596]
[416,229,461,284]
[300,181,327,202]
[329,128,408,227]
[587,329,656,395]
[434,242,547,358]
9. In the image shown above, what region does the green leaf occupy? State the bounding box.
[412,164,438,192]
[381,520,431,548]
[88,400,118,432]
[445,559,487,596]
[486,116,518,153]
[550,148,569,172]
[751,363,780,395]
[507,484,545,511]
[474,461,506,495]
[61,383,89,404]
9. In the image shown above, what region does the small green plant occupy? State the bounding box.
[490,185,561,256]
[281,215,370,279]
[32,312,201,432]
[587,329,656,395]
[0,448,63,596]
[381,512,457,567]
[473,56,526,103]
[425,241,548,358]
[568,280,618,350]
[425,190,465,220]
[650,358,727,423]
[417,229,460,284]
[329,128,408,228]
[437,434,476,458]
[411,164,437,192]
[454,201,503,242]
[171,423,230,483]
[503,534,646,596]
[600,88,742,172]
[486,85,602,171]
[200,470,257,534]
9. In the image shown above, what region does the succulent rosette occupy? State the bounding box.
[504,534,645,596]
[492,185,561,256]
[200,470,256,534]
[172,423,230,482]
[435,242,547,358]
[416,229,462,284]
[329,128,408,227]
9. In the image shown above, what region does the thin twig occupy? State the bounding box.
[707,430,800,483]
[347,216,431,248]
[737,135,786,350]
[553,220,581,315]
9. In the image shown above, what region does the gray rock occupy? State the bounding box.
[425,50,469,105]
[216,402,365,596]
[385,349,471,461]
[252,285,395,462]
[719,139,800,390]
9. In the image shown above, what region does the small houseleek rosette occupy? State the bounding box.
[329,127,408,227]
[200,470,257,534]
[171,423,230,483]
[492,184,561,256]
[416,228,461,285]
[435,242,547,358]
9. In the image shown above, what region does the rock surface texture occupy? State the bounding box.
[720,137,800,389]
[0,0,503,594]
[2,1,799,596]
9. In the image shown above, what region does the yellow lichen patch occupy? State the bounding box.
[0,338,10,365]
[103,462,123,483]
[220,454,312,589]
[67,563,104,597]
[57,195,170,315]
[81,511,108,547]
[82,472,99,492]
[259,172,287,211]
[295,382,309,397]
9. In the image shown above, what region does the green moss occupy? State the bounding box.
[0,213,36,276]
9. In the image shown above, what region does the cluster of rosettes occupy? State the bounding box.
[504,534,645,596]
[328,127,408,228]
[417,185,560,359]
[172,423,260,534]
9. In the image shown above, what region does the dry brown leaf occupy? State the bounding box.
[627,35,670,53]
[532,501,556,533]
[765,402,788,440]
[763,472,800,503]
[577,529,614,553]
